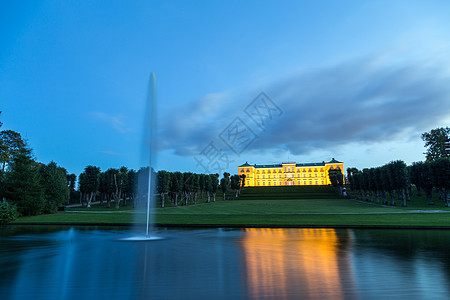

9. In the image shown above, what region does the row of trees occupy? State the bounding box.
[347,158,449,207]
[76,167,246,209]
[156,171,247,207]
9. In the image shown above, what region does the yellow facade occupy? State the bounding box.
[238,158,344,187]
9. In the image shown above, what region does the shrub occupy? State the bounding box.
[0,201,20,224]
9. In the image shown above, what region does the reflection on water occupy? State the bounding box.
[241,228,356,299]
[0,226,449,299]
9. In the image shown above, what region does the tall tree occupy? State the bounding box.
[230,174,241,199]
[79,165,100,208]
[220,177,227,201]
[199,174,205,200]
[157,170,170,208]
[169,172,183,207]
[0,130,26,171]
[240,174,246,191]
[39,161,69,213]
[422,127,450,161]
[118,167,127,206]
[388,160,409,207]
[415,161,434,205]
[210,173,219,202]
[4,148,44,216]
[182,172,193,205]
[191,173,199,205]
[126,169,137,207]
[430,158,450,207]
[204,174,212,203]
[381,165,395,206]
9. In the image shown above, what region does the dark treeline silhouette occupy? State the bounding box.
[347,158,450,207]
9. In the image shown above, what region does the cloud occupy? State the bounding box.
[157,55,450,157]
[92,112,131,134]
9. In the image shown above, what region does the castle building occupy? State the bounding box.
[238,158,344,187]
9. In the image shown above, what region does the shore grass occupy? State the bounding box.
[13,186,450,228]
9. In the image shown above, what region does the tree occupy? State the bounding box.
[220,177,227,201]
[98,171,108,206]
[157,170,170,208]
[118,166,129,206]
[126,169,137,207]
[223,172,231,190]
[39,161,69,213]
[0,201,19,224]
[381,165,395,206]
[430,158,450,207]
[182,172,193,205]
[169,172,183,207]
[240,174,246,192]
[409,163,422,197]
[373,167,384,204]
[0,130,26,171]
[191,173,199,205]
[79,165,100,208]
[414,161,434,205]
[67,173,77,204]
[230,174,241,199]
[422,127,450,161]
[204,174,212,203]
[3,148,44,216]
[388,160,409,207]
[199,174,205,200]
[210,173,219,202]
[346,168,357,199]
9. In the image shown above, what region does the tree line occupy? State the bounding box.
[77,168,246,209]
[346,158,449,207]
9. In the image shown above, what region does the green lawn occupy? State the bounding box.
[13,186,450,227]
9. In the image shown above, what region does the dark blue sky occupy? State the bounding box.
[2,1,450,176]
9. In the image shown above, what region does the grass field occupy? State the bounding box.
[13,186,450,228]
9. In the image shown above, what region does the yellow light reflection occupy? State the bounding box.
[241,228,353,299]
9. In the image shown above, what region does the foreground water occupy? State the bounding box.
[0,227,449,300]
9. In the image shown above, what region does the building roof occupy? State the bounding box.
[328,158,342,163]
[239,159,343,169]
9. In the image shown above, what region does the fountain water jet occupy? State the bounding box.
[122,72,163,241]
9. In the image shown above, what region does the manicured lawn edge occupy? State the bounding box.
[9,222,450,230]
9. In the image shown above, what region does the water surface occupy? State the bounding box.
[0,226,449,299]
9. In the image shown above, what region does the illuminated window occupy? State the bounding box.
[257,175,260,179]
[268,175,271,178]
[268,181,271,185]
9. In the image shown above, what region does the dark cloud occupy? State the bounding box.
[157,56,450,157]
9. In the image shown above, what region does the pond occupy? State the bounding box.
[1,226,449,299]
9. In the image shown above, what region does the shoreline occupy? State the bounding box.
[9,222,450,230]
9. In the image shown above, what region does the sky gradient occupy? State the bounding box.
[2,1,450,176]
